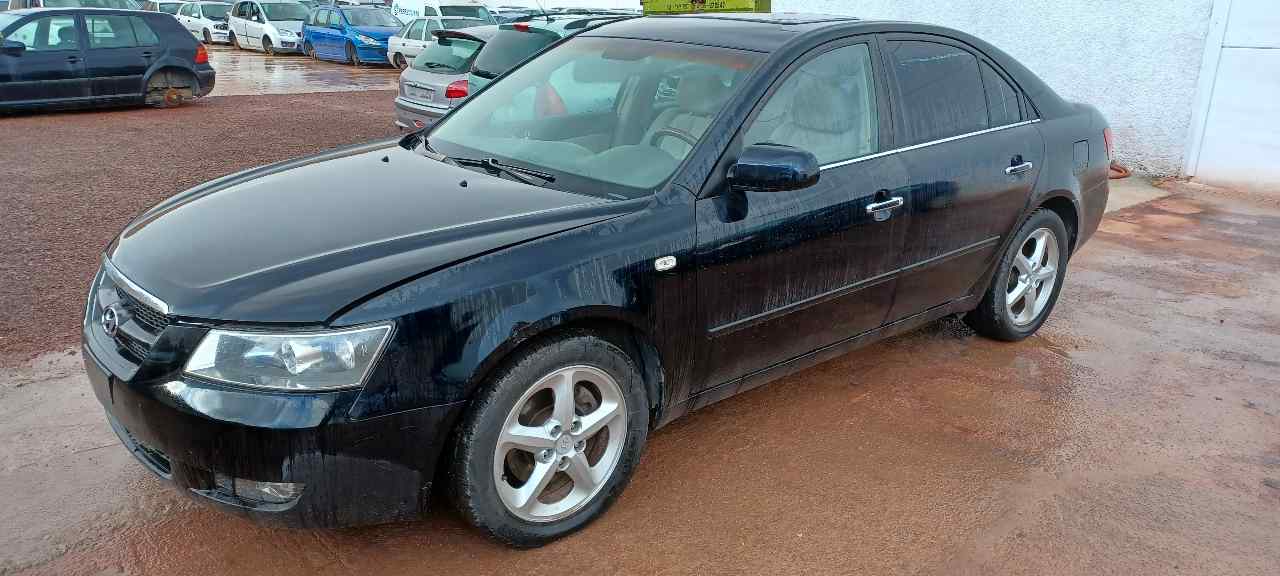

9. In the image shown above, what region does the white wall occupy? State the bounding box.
[1185,0,1280,192]
[776,0,1215,175]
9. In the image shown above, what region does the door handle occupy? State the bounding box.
[1005,161,1034,175]
[865,197,904,214]
[65,55,80,62]
[141,51,154,58]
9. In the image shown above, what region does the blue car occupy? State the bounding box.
[301,5,401,65]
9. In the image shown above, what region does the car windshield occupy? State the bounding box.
[470,28,556,79]
[201,3,229,18]
[344,8,399,27]
[427,37,762,198]
[442,17,483,29]
[440,5,491,21]
[260,2,308,21]
[43,0,141,7]
[412,35,481,73]
[158,2,182,13]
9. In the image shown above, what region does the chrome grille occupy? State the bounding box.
[89,260,172,365]
[116,287,170,334]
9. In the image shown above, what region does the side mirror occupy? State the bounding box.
[2,40,26,56]
[727,143,821,193]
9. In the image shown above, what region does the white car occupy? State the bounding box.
[390,0,496,24]
[175,1,233,44]
[227,0,309,54]
[387,15,483,69]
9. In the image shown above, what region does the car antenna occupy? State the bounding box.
[533,0,551,21]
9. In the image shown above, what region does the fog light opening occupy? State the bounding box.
[214,473,304,505]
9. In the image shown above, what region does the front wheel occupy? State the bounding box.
[965,208,1070,341]
[262,36,274,55]
[229,30,239,49]
[450,333,650,547]
[346,42,361,66]
[203,29,212,44]
[393,52,408,70]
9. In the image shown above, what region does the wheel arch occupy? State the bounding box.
[1036,192,1081,254]
[141,64,200,100]
[468,307,668,429]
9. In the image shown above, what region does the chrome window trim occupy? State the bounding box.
[102,256,171,316]
[820,119,1042,171]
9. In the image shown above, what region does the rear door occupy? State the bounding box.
[692,38,907,394]
[83,13,158,99]
[0,13,89,105]
[243,2,263,49]
[877,35,1044,321]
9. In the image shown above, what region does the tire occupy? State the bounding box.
[346,41,360,66]
[144,70,195,108]
[203,29,212,44]
[964,208,1070,341]
[450,332,650,547]
[229,31,239,49]
[303,40,314,58]
[393,52,408,70]
[262,36,274,55]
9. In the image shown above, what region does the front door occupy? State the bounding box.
[83,13,157,99]
[692,39,907,393]
[878,36,1045,321]
[244,2,264,49]
[0,13,88,106]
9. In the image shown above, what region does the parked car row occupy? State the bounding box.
[393,13,631,129]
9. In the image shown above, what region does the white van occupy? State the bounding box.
[390,0,495,24]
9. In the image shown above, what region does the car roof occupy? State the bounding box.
[580,12,865,52]
[437,23,499,40]
[5,7,151,15]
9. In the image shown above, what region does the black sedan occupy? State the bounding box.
[82,13,1110,546]
[0,7,214,111]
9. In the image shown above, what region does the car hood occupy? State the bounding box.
[273,20,303,34]
[108,139,638,324]
[352,25,399,40]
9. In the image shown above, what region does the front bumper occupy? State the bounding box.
[274,38,304,52]
[394,96,448,130]
[354,44,389,64]
[83,328,467,528]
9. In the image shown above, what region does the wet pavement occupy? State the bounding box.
[2,184,1278,575]
[206,44,400,97]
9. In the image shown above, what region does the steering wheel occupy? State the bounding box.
[649,127,699,149]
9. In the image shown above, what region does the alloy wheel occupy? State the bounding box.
[1006,227,1059,326]
[493,365,627,523]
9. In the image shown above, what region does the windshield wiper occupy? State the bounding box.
[452,157,556,185]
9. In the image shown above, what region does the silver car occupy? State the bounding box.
[394,25,496,130]
[387,15,484,69]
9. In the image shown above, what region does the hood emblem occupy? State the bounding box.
[101,305,120,338]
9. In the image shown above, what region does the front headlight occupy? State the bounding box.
[184,324,392,391]
[356,34,378,46]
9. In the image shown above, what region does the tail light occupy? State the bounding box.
[1103,127,1114,160]
[195,43,209,65]
[445,79,468,99]
[512,22,530,31]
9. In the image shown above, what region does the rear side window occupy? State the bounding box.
[423,19,439,38]
[472,28,556,78]
[85,14,139,48]
[981,62,1021,126]
[132,16,159,45]
[885,40,988,145]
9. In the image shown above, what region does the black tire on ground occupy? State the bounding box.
[964,208,1071,341]
[393,52,408,70]
[346,42,360,66]
[229,31,238,49]
[449,332,650,548]
[262,36,274,55]
[203,29,212,44]
[303,41,314,58]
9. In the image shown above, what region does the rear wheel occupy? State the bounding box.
[144,69,196,108]
[450,332,649,547]
[346,41,361,66]
[262,36,274,55]
[965,208,1070,341]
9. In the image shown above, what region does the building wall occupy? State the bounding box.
[776,0,1215,175]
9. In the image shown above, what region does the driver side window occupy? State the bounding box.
[742,43,879,166]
